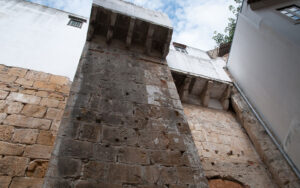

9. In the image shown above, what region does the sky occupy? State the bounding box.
[27,0,238,51]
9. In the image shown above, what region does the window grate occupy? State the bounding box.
[68,19,83,28]
[278,5,300,24]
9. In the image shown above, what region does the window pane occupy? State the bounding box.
[291,16,300,20]
[289,7,298,12]
[295,10,300,16]
[286,13,294,17]
[281,10,288,14]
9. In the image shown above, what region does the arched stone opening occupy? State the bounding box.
[208,176,247,188]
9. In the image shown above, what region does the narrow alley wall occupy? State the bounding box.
[0,64,71,187]
[183,103,277,188]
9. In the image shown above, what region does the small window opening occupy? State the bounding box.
[67,15,86,28]
[173,42,188,54]
[278,5,300,24]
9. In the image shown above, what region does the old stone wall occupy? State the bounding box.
[43,41,208,187]
[0,64,71,187]
[183,103,277,187]
[231,91,300,188]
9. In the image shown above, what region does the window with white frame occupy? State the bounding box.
[278,5,300,24]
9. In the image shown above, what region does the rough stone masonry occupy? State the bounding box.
[43,1,208,187]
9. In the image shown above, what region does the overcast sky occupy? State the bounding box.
[27,0,237,51]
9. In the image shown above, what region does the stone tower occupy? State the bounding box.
[43,0,208,187]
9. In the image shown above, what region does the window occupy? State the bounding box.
[173,43,188,54]
[68,19,83,28]
[278,5,300,24]
[67,15,87,28]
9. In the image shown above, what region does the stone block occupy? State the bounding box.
[0,141,24,155]
[4,114,51,130]
[7,92,41,104]
[49,93,65,100]
[0,176,11,188]
[12,129,39,144]
[24,144,53,159]
[26,159,48,178]
[0,74,17,83]
[102,126,138,146]
[142,166,160,184]
[57,157,81,177]
[92,144,116,162]
[0,113,7,123]
[0,91,8,100]
[45,108,63,120]
[108,163,142,184]
[49,75,70,85]
[33,81,58,91]
[0,125,14,141]
[36,91,48,97]
[10,177,43,188]
[157,167,178,184]
[150,150,189,166]
[50,120,61,132]
[59,138,93,158]
[83,161,108,180]
[15,78,34,87]
[79,123,101,142]
[5,101,24,114]
[37,130,55,146]
[176,167,195,184]
[25,70,50,82]
[8,67,27,77]
[57,85,70,94]
[40,98,59,108]
[0,156,29,176]
[74,181,122,188]
[118,147,149,165]
[21,104,47,118]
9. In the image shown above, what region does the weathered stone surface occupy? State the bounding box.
[0,113,7,123]
[4,114,51,130]
[33,81,58,91]
[5,101,24,114]
[43,43,208,187]
[0,156,29,176]
[25,70,50,82]
[0,91,9,100]
[0,125,14,141]
[231,92,299,188]
[15,78,34,87]
[26,160,48,178]
[49,75,70,85]
[45,108,63,120]
[0,141,24,155]
[108,163,142,184]
[118,147,149,165]
[10,177,43,188]
[57,158,81,177]
[7,92,41,104]
[24,144,53,159]
[37,130,55,146]
[8,67,27,77]
[0,74,17,83]
[183,103,276,188]
[40,98,59,108]
[0,176,11,188]
[21,104,47,118]
[12,129,39,144]
[36,91,48,97]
